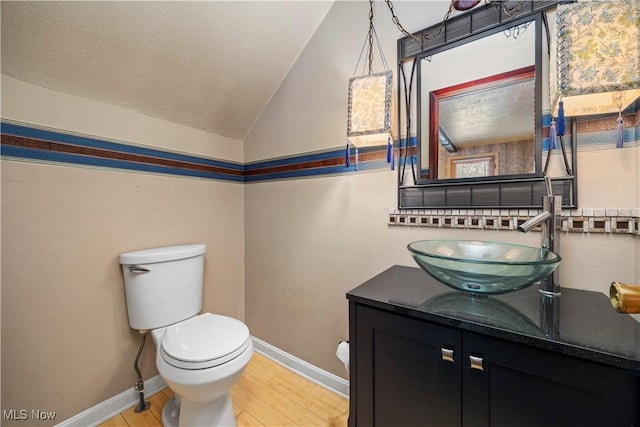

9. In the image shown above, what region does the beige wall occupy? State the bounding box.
[244,164,639,378]
[1,78,245,425]
[244,1,640,379]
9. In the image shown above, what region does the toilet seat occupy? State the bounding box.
[160,313,251,370]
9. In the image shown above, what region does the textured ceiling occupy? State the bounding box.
[439,79,535,147]
[1,1,333,140]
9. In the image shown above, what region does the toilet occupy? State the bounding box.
[120,244,253,427]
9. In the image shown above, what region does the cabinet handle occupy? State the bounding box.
[469,355,484,371]
[441,348,454,363]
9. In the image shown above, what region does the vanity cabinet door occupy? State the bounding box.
[351,304,462,427]
[461,331,640,427]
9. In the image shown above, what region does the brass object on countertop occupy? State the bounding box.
[610,282,640,314]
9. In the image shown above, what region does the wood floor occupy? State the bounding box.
[99,352,349,427]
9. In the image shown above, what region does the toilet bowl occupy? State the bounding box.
[152,313,253,427]
[120,244,253,427]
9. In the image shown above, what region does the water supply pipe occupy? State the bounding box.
[134,332,151,413]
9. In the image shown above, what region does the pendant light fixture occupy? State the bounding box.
[550,0,640,148]
[346,0,393,170]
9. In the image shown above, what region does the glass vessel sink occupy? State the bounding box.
[407,240,561,295]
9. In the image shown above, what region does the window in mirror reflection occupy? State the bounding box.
[450,155,497,178]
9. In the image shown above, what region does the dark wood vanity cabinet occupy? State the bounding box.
[352,304,463,427]
[349,303,640,427]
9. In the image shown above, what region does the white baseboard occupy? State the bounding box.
[251,336,349,399]
[57,337,348,426]
[56,375,166,427]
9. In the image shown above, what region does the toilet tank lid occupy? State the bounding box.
[119,244,206,265]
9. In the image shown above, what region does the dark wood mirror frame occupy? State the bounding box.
[397,1,577,209]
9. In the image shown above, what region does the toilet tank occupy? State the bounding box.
[119,244,206,331]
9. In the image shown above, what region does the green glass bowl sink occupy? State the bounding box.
[408,240,561,295]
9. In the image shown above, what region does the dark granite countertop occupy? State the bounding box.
[347,265,640,372]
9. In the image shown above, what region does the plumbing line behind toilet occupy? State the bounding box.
[134,331,151,413]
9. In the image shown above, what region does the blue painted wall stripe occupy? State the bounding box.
[5,119,636,183]
[0,122,244,171]
[1,121,394,182]
[1,144,246,182]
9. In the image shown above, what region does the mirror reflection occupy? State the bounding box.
[419,20,537,181]
[433,66,535,179]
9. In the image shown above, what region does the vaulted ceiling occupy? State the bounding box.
[1,1,333,140]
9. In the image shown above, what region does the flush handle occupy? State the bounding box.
[469,355,484,371]
[128,266,150,274]
[441,347,454,363]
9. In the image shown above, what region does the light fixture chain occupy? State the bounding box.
[488,0,527,17]
[384,0,420,43]
[368,0,375,74]
[385,0,455,44]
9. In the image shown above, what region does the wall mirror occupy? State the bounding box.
[397,1,577,209]
[421,29,536,181]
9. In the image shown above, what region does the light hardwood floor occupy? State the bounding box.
[99,352,349,427]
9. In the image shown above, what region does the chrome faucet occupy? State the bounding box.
[517,177,562,297]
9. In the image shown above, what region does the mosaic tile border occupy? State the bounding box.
[388,208,640,236]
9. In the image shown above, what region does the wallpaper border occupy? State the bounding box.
[0,120,392,182]
[2,112,639,183]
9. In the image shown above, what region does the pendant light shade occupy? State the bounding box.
[550,0,640,118]
[347,70,392,147]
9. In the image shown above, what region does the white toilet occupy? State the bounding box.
[120,244,253,427]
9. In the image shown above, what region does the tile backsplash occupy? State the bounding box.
[389,207,640,236]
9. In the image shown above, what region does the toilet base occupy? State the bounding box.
[161,393,236,427]
[161,396,180,427]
